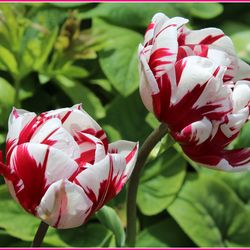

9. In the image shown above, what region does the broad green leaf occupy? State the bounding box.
[55,75,105,119]
[20,27,58,76]
[101,91,151,143]
[96,206,125,247]
[168,174,250,247]
[200,167,250,211]
[137,147,186,215]
[0,185,116,247]
[92,18,143,96]
[0,77,15,105]
[0,46,18,75]
[0,185,67,246]
[0,229,29,247]
[136,218,194,247]
[60,64,89,79]
[78,3,181,29]
[185,3,223,19]
[231,31,250,62]
[56,223,116,247]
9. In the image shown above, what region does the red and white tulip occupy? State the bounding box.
[139,13,250,171]
[0,104,138,228]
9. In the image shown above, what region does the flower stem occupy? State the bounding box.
[31,221,49,247]
[126,123,168,247]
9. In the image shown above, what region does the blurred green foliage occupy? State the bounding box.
[0,2,250,247]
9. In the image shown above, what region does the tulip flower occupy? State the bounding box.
[139,13,250,171]
[0,104,138,229]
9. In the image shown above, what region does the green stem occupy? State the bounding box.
[126,123,168,247]
[14,77,21,108]
[31,221,49,247]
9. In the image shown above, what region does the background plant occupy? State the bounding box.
[1,2,250,247]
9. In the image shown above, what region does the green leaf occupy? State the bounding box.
[168,174,250,247]
[92,18,143,96]
[137,147,186,215]
[0,185,67,246]
[231,31,250,62]
[96,206,125,247]
[56,223,116,247]
[200,167,250,211]
[0,185,116,247]
[101,91,151,143]
[78,3,181,29]
[188,3,223,19]
[136,218,194,247]
[0,229,29,247]
[60,64,89,79]
[55,75,105,119]
[0,77,15,105]
[20,27,58,76]
[0,46,18,75]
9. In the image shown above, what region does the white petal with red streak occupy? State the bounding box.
[139,45,160,112]
[173,56,222,104]
[180,118,213,145]
[108,140,139,179]
[235,58,250,81]
[30,118,80,159]
[232,80,250,112]
[183,28,235,55]
[216,149,250,172]
[7,109,36,146]
[193,66,232,114]
[36,179,92,229]
[74,154,127,210]
[44,104,102,135]
[77,132,106,164]
[221,108,249,138]
[10,143,78,186]
[150,16,188,77]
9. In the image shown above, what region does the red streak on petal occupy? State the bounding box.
[155,24,177,39]
[175,59,187,85]
[61,111,72,124]
[125,144,138,164]
[199,34,224,45]
[12,145,49,214]
[146,22,154,33]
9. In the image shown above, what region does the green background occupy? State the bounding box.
[0,3,250,247]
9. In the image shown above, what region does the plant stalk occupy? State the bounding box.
[31,221,49,247]
[126,123,168,247]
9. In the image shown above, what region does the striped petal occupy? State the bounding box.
[173,56,226,104]
[173,117,213,145]
[36,179,92,229]
[181,27,235,56]
[6,108,36,159]
[74,154,127,216]
[108,140,139,179]
[30,118,80,159]
[75,132,106,165]
[8,143,78,214]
